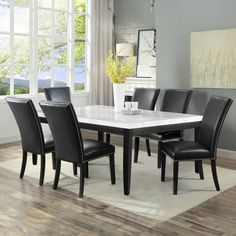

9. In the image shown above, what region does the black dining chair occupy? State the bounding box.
[40,101,116,198]
[106,88,160,149]
[6,97,55,186]
[132,88,160,110]
[44,87,71,103]
[132,88,160,158]
[44,86,79,175]
[160,96,232,195]
[134,89,192,166]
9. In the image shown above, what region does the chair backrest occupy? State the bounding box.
[161,89,192,113]
[40,101,84,163]
[132,88,160,110]
[44,87,71,103]
[198,96,232,158]
[6,97,45,154]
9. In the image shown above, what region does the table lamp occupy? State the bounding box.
[116,43,134,57]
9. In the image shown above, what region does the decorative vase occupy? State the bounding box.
[113,83,125,112]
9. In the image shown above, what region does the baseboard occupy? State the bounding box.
[217,148,236,159]
[0,135,20,145]
[0,133,235,161]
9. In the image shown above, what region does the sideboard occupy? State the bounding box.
[125,77,156,101]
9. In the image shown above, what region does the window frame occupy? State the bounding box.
[0,0,88,97]
[73,0,88,92]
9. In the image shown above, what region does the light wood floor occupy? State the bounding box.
[0,133,235,236]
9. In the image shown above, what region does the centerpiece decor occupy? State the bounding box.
[105,51,135,112]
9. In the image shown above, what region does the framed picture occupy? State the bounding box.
[136,29,156,78]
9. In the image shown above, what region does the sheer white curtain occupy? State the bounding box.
[87,0,114,105]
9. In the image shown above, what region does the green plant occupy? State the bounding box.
[105,51,136,84]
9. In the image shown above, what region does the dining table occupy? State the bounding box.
[39,105,203,195]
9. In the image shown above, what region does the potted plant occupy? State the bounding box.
[105,51,135,112]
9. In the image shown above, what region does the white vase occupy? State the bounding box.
[113,83,125,112]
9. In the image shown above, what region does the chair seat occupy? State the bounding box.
[141,130,182,141]
[44,134,55,153]
[83,139,115,162]
[162,141,211,160]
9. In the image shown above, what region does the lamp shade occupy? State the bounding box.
[116,43,134,57]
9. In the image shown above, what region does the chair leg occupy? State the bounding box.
[157,142,162,168]
[84,162,89,178]
[211,160,220,191]
[194,161,199,173]
[20,151,27,179]
[79,165,85,198]
[173,161,179,195]
[39,155,45,186]
[134,137,140,163]
[32,154,37,165]
[161,152,166,182]
[106,133,111,144]
[53,160,61,189]
[109,153,116,185]
[73,163,77,176]
[52,152,56,170]
[146,139,151,156]
[197,160,204,180]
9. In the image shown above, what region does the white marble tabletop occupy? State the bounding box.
[73,105,203,129]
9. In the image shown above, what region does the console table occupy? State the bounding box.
[125,77,156,97]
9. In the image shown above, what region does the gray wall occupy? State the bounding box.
[115,0,236,151]
[155,0,236,151]
[114,0,155,44]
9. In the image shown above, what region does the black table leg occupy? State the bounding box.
[194,127,199,140]
[194,127,203,174]
[98,131,104,142]
[123,129,133,195]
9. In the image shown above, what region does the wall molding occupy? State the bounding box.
[217,148,236,160]
[0,135,20,145]
[1,132,235,161]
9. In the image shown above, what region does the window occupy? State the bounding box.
[0,0,88,96]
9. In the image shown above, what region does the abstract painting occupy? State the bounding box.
[191,29,236,88]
